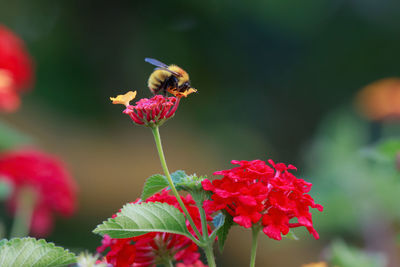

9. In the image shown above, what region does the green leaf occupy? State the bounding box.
[330,240,386,267]
[175,174,206,193]
[0,237,76,267]
[141,171,189,200]
[377,139,400,160]
[283,230,299,240]
[216,213,233,252]
[93,202,192,239]
[212,213,225,229]
[361,138,400,164]
[171,170,187,189]
[141,174,168,200]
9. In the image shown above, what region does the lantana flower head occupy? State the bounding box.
[0,149,77,236]
[97,189,212,267]
[202,159,323,241]
[110,91,180,127]
[0,25,34,112]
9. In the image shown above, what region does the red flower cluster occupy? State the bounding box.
[0,25,34,112]
[97,189,211,267]
[0,149,77,236]
[125,95,179,126]
[202,159,323,240]
[110,91,180,127]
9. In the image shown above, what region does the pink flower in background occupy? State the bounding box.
[202,159,323,240]
[0,149,77,236]
[0,25,34,112]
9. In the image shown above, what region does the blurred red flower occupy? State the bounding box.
[0,25,34,112]
[97,189,211,267]
[110,91,180,127]
[0,149,77,236]
[202,159,323,240]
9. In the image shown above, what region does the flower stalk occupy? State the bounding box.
[151,126,203,241]
[204,244,217,267]
[167,259,174,267]
[10,187,36,238]
[151,126,217,267]
[250,226,261,267]
[198,201,216,267]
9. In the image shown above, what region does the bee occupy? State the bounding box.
[145,58,197,97]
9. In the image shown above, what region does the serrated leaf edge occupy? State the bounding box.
[0,237,76,267]
[93,202,192,238]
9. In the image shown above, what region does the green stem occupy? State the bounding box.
[250,226,260,267]
[198,204,209,240]
[10,187,36,238]
[151,126,203,241]
[204,244,216,267]
[166,259,174,267]
[199,204,217,267]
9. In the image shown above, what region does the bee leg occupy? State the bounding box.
[159,79,169,96]
[162,76,178,96]
[169,76,179,95]
[178,82,190,92]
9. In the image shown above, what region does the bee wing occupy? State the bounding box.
[154,67,182,77]
[145,58,169,68]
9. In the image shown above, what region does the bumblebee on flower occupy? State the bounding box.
[110,58,197,127]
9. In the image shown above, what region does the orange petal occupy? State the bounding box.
[168,88,197,98]
[110,91,137,106]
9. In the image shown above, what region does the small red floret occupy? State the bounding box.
[124,95,180,127]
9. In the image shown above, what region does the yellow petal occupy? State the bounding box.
[168,88,197,98]
[301,262,328,267]
[110,91,137,106]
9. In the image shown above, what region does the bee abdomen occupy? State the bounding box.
[148,70,172,94]
[148,75,161,88]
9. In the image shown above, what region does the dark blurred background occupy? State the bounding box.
[2,0,400,266]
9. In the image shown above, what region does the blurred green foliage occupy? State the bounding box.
[2,0,400,161]
[330,240,386,267]
[306,109,400,239]
[0,121,31,151]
